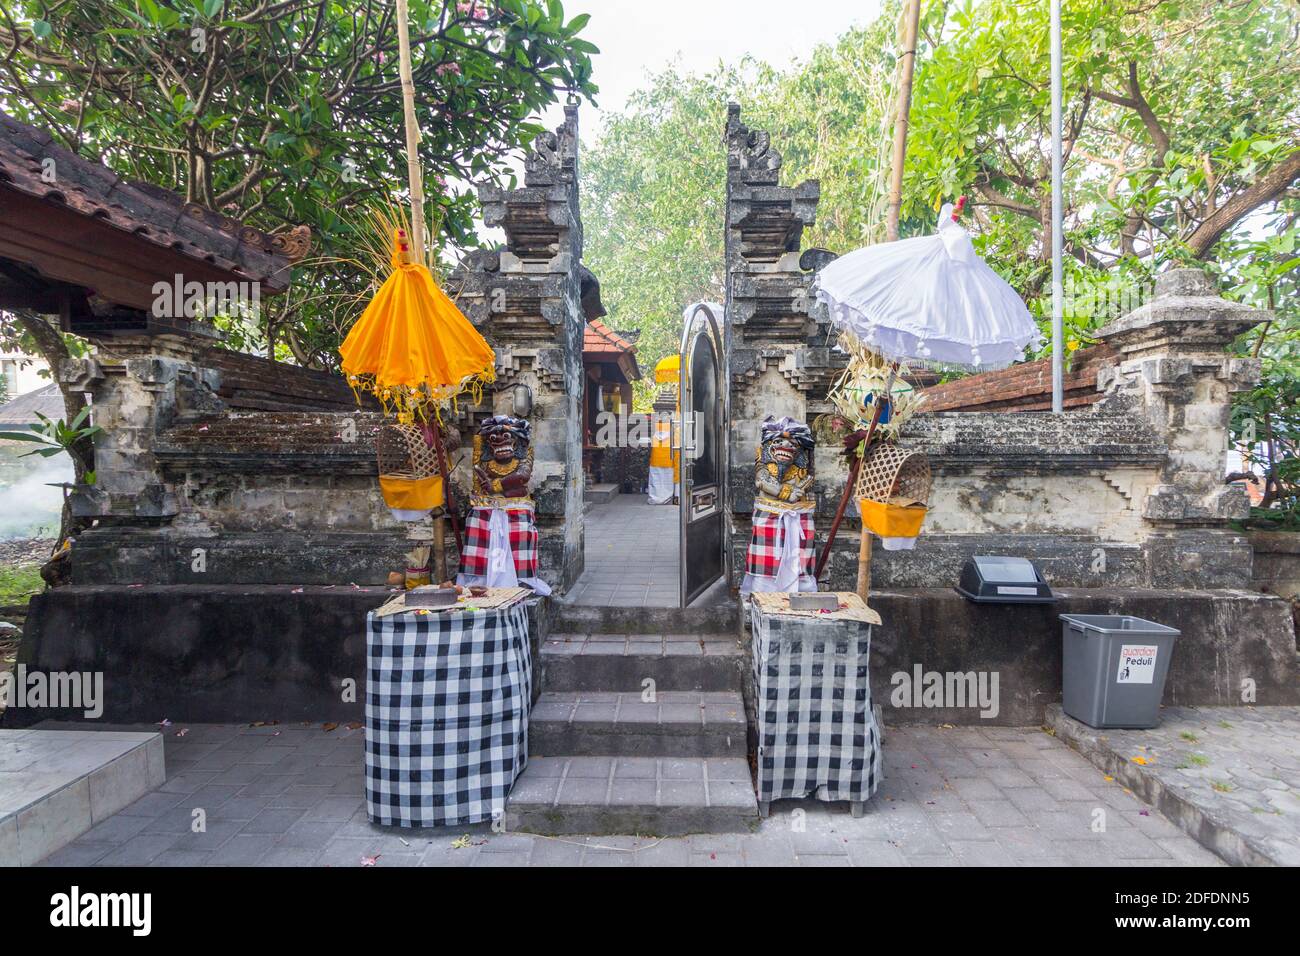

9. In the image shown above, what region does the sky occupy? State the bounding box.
[538,0,885,137]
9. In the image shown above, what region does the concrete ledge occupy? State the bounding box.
[866,588,1299,726]
[530,691,746,757]
[0,730,164,865]
[12,585,1293,727]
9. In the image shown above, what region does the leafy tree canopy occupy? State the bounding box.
[0,0,599,365]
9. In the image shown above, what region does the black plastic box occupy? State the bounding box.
[955,555,1057,604]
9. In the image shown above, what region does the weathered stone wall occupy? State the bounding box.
[199,347,366,411]
[63,108,591,593]
[70,410,448,585]
[12,584,1292,726]
[1249,530,1300,618]
[721,107,1269,595]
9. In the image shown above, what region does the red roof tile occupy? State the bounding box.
[583,318,635,355]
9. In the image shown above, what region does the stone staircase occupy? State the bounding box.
[506,604,759,835]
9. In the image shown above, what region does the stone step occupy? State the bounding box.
[506,756,759,836]
[552,603,739,636]
[530,691,747,757]
[540,633,746,693]
[583,482,620,505]
[0,729,165,865]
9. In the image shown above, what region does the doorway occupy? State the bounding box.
[565,302,728,608]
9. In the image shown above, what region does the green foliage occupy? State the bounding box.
[1225,223,1300,528]
[0,408,101,483]
[0,0,599,366]
[582,65,751,408]
[0,562,43,607]
[581,0,1300,416]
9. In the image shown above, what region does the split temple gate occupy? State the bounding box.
[3,104,1296,728]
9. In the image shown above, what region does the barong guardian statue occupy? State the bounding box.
[456,415,551,595]
[741,415,818,594]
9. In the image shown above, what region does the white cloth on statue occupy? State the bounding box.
[388,508,431,522]
[773,508,808,591]
[740,504,817,595]
[880,536,918,551]
[485,506,518,588]
[647,466,676,505]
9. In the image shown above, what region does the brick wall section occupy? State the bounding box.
[918,343,1116,413]
[199,347,369,412]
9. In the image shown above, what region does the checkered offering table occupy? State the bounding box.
[365,594,532,828]
[750,592,883,818]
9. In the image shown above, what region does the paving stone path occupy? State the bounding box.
[564,496,679,607]
[1048,704,1300,867]
[36,721,1222,867]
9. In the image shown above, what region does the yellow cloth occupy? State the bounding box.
[379,474,444,511]
[649,419,679,480]
[339,233,495,410]
[858,498,927,538]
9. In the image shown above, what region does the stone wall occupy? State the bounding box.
[62,108,591,593]
[918,343,1114,412]
[12,584,1292,726]
[720,107,1270,596]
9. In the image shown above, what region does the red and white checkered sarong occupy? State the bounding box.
[459,505,539,579]
[746,506,815,584]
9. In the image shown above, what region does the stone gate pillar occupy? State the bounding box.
[1096,268,1269,587]
[723,105,844,582]
[449,105,586,593]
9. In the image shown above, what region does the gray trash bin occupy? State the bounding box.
[1060,614,1179,729]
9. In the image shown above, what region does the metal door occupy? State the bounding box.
[679,303,726,606]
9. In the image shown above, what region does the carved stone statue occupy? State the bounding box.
[754,416,815,508]
[743,416,818,595]
[471,415,534,503]
[459,415,549,594]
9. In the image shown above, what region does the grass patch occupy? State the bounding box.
[1179,731,1199,743]
[1188,754,1211,768]
[1211,780,1234,793]
[0,562,44,607]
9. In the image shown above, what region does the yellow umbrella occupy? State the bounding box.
[654,354,680,384]
[336,0,496,579]
[339,230,495,416]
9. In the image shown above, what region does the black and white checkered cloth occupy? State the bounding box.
[365,602,531,828]
[751,607,882,805]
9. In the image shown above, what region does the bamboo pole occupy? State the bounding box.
[396,0,456,581]
[885,0,921,242]
[394,0,424,262]
[856,523,873,600]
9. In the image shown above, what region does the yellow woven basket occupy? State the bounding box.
[379,474,444,511]
[858,497,927,538]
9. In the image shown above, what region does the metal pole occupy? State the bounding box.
[1050,0,1064,413]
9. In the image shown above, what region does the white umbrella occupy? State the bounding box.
[816,202,1040,370]
[812,201,1040,593]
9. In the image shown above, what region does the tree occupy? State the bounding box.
[581,64,753,407]
[0,0,599,368]
[903,0,1300,298]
